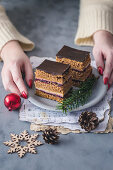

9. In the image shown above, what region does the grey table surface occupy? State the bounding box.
[0,0,113,170]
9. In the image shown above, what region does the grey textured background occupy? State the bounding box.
[0,0,113,170]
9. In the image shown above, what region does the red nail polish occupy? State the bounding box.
[21,91,28,99]
[98,66,103,75]
[29,79,33,88]
[108,83,110,90]
[104,77,108,84]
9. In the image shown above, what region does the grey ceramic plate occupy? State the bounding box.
[28,67,107,112]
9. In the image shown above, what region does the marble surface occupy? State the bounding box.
[0,0,113,170]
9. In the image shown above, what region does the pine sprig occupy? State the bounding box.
[57,75,97,113]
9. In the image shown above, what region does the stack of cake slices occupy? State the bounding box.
[34,59,72,102]
[34,45,92,102]
[56,45,92,87]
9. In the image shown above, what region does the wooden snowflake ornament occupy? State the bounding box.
[3,130,43,158]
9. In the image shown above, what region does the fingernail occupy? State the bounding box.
[28,79,33,88]
[21,91,28,99]
[108,83,110,90]
[98,66,103,75]
[104,77,108,84]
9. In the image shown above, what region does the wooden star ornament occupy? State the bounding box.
[3,130,43,158]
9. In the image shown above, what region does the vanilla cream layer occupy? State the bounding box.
[36,88,64,97]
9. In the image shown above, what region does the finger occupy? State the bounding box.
[24,60,33,88]
[5,72,20,95]
[108,71,113,86]
[1,69,20,95]
[103,55,113,84]
[11,65,28,98]
[93,49,104,75]
[1,67,7,90]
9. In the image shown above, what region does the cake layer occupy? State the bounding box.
[35,78,70,86]
[72,73,93,87]
[35,89,64,103]
[56,56,91,71]
[35,69,71,84]
[56,45,90,62]
[72,80,81,87]
[34,77,72,97]
[71,65,92,81]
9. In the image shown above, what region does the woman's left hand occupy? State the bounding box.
[93,30,113,89]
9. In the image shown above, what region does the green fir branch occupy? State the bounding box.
[57,75,97,113]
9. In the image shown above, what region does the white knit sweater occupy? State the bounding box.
[75,0,113,46]
[0,5,34,54]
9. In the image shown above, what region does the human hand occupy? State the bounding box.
[1,40,33,98]
[93,30,113,89]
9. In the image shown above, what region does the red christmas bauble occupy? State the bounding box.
[4,93,21,111]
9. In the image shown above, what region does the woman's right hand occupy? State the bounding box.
[1,40,33,98]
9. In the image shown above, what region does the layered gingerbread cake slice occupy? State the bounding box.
[56,45,92,86]
[34,59,72,102]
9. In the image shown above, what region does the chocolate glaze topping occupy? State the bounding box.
[36,59,70,75]
[56,45,90,62]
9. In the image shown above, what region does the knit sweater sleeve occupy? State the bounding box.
[0,5,34,56]
[75,0,113,46]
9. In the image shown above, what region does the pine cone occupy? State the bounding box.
[78,111,99,132]
[42,128,59,144]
